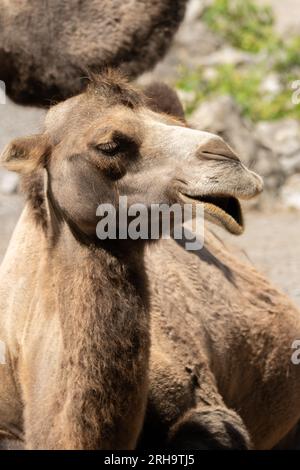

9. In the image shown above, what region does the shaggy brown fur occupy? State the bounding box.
[21,171,47,230]
[0,0,187,105]
[139,234,300,449]
[26,234,150,449]
[143,83,185,120]
[0,73,300,450]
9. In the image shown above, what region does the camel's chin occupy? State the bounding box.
[179,193,244,235]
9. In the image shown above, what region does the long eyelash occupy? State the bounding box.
[97,142,119,151]
[94,141,121,156]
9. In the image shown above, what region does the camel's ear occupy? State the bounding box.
[0,134,50,174]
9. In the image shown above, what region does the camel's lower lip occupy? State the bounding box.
[179,193,244,235]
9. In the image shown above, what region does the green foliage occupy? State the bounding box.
[275,36,300,73]
[176,64,300,122]
[202,0,276,53]
[176,0,300,122]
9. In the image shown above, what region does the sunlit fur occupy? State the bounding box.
[0,73,299,450]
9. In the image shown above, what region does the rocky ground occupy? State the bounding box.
[0,0,299,308]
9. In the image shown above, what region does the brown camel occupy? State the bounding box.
[0,71,300,450]
[0,0,187,105]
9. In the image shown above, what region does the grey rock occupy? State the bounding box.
[255,119,300,176]
[0,97,45,153]
[184,0,207,23]
[281,174,300,209]
[260,73,283,95]
[0,170,19,195]
[0,97,45,195]
[280,153,300,175]
[198,46,256,67]
[176,89,197,108]
[255,119,300,155]
[264,0,300,38]
[190,96,255,164]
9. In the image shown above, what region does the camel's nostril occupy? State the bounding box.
[197,137,240,163]
[201,149,240,162]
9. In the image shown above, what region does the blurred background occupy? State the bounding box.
[0,0,299,305]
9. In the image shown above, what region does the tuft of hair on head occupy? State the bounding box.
[143,82,185,121]
[86,68,145,109]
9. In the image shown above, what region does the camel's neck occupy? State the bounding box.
[47,226,150,449]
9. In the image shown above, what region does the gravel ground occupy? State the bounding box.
[215,209,300,307]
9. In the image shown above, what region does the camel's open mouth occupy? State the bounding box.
[180,193,244,235]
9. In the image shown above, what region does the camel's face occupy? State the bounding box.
[1,72,263,237]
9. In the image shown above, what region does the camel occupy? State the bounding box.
[0,71,300,450]
[0,0,187,105]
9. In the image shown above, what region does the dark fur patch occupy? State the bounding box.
[168,410,251,450]
[143,82,185,120]
[20,171,47,230]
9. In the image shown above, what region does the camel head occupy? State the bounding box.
[1,70,263,240]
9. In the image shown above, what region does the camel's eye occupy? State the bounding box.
[96,141,120,157]
[92,133,137,159]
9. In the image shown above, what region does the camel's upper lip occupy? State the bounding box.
[179,192,244,235]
